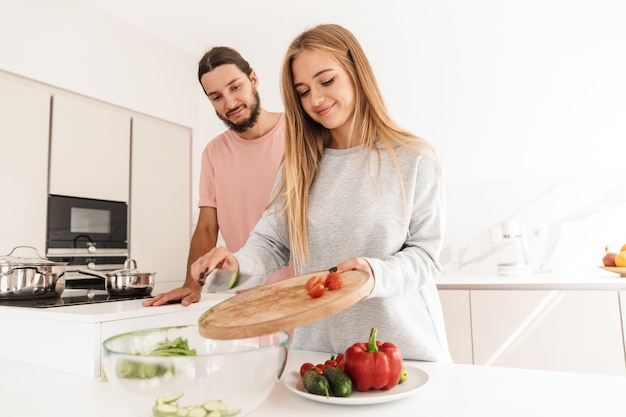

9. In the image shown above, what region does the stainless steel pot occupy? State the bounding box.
[79,258,155,296]
[0,246,66,299]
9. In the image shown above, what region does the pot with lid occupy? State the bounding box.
[0,246,66,299]
[79,258,155,296]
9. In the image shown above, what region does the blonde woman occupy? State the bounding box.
[191,24,451,362]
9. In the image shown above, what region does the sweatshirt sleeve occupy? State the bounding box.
[366,155,445,298]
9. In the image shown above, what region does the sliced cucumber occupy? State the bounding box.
[197,309,214,324]
[158,393,184,405]
[153,395,240,417]
[186,406,208,417]
[176,407,191,417]
[153,402,178,417]
[228,271,239,289]
[202,401,226,411]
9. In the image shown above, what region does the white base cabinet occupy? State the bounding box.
[620,291,626,358]
[0,294,227,378]
[438,289,473,364]
[471,290,625,375]
[438,288,626,375]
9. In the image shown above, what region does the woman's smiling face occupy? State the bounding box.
[292,49,356,147]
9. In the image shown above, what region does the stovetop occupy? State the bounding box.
[0,289,152,308]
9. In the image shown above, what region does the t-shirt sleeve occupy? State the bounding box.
[198,143,217,208]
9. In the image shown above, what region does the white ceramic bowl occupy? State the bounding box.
[102,325,290,417]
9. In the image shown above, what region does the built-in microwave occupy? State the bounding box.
[46,194,128,270]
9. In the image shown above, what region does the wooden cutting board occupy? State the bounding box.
[198,270,373,340]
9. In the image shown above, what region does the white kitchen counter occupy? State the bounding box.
[1,349,625,417]
[0,292,229,322]
[437,267,626,290]
[0,293,231,377]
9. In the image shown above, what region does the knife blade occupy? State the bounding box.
[203,269,253,293]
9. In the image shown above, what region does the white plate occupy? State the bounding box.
[283,364,429,405]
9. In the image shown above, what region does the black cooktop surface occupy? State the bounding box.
[0,289,152,308]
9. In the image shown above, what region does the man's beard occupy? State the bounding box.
[216,89,261,133]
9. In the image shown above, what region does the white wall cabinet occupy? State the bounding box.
[129,115,191,292]
[1,70,193,285]
[470,290,625,376]
[49,94,130,202]
[438,289,473,364]
[0,75,50,255]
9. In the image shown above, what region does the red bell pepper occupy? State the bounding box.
[343,327,403,391]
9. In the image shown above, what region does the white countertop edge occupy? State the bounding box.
[4,348,626,416]
[437,269,626,290]
[0,292,232,322]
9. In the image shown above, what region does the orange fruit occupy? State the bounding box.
[616,251,626,267]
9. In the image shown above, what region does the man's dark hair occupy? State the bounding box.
[197,46,253,85]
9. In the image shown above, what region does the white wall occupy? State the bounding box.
[1,0,624,276]
[0,0,198,129]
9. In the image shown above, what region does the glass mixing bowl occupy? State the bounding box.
[102,325,290,417]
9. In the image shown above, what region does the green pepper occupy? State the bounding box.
[343,327,403,391]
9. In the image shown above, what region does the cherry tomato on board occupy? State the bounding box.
[305,276,325,298]
[307,283,325,298]
[324,271,345,290]
[327,278,344,291]
[305,275,324,291]
[324,271,341,287]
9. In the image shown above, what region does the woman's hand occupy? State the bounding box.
[190,246,239,286]
[332,257,375,297]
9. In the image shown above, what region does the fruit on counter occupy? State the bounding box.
[344,327,403,392]
[603,246,618,267]
[616,250,626,267]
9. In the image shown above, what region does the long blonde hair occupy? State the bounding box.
[275,23,439,268]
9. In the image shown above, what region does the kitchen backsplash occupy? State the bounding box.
[441,173,626,276]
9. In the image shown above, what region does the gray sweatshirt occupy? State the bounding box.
[235,144,451,362]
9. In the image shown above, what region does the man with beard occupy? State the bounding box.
[143,46,291,307]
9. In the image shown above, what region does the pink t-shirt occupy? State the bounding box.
[198,113,292,282]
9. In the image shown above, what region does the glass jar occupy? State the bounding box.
[496,222,530,276]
